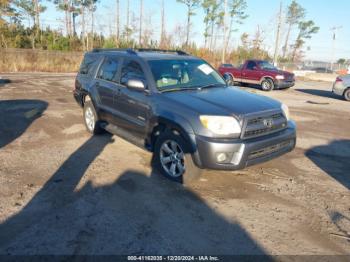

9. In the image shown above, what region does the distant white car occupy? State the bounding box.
[333,75,350,101]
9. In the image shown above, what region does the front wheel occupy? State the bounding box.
[343,89,350,101]
[261,78,275,91]
[153,130,202,184]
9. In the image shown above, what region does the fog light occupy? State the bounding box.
[216,153,228,163]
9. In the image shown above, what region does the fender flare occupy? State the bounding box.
[260,76,275,85]
[148,114,197,153]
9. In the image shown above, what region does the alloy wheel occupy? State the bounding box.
[85,107,95,131]
[160,140,185,178]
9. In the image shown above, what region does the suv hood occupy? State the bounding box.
[161,87,282,117]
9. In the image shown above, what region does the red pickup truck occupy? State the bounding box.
[218,60,295,91]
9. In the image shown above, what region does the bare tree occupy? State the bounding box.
[226,0,247,51]
[282,0,305,58]
[222,0,228,62]
[202,0,221,51]
[125,0,130,42]
[160,0,166,47]
[76,0,88,50]
[54,0,72,36]
[139,0,143,46]
[14,0,46,48]
[222,0,248,62]
[176,0,200,46]
[292,20,319,61]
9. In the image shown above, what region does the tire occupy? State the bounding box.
[83,100,104,135]
[343,88,350,101]
[261,78,275,91]
[153,130,202,184]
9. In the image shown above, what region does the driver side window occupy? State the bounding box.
[120,59,146,87]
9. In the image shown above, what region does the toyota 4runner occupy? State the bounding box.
[74,48,296,183]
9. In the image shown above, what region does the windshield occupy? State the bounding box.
[148,59,226,91]
[258,61,277,70]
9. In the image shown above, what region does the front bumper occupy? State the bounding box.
[275,80,295,89]
[193,121,296,170]
[73,89,84,107]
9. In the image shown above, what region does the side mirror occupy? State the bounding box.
[126,79,145,91]
[252,66,258,70]
[223,73,232,86]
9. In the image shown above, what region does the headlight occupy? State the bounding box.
[276,75,285,80]
[281,104,290,120]
[200,115,241,136]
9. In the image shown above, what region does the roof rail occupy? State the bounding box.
[135,48,189,55]
[91,48,189,56]
[91,48,136,54]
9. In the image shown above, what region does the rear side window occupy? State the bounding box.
[97,57,119,82]
[79,55,99,76]
[120,60,146,86]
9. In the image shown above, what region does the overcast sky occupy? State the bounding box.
[41,0,350,62]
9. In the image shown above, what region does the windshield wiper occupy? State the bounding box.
[160,86,200,93]
[199,83,226,89]
[160,83,225,93]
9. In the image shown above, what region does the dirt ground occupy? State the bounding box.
[0,73,349,256]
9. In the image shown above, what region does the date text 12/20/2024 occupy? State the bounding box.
[128,256,219,261]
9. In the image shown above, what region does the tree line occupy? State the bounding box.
[0,0,319,63]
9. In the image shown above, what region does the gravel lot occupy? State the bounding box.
[0,73,349,256]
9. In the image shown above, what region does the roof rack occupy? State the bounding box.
[92,48,136,54]
[135,48,188,55]
[91,48,188,56]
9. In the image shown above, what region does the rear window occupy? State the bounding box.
[221,63,233,68]
[79,54,99,76]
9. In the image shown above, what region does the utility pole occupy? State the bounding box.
[222,0,228,63]
[126,0,130,42]
[273,2,282,66]
[330,26,342,71]
[160,0,165,46]
[116,0,120,42]
[139,0,143,46]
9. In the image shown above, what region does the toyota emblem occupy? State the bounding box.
[263,118,273,128]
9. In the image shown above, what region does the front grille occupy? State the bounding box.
[243,112,287,139]
[248,140,293,160]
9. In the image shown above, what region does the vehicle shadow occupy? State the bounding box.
[0,79,11,86]
[296,88,341,100]
[0,99,48,149]
[328,211,350,243]
[0,134,268,255]
[306,140,350,190]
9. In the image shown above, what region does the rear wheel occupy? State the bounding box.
[261,78,275,91]
[343,88,350,101]
[83,100,104,134]
[154,130,202,184]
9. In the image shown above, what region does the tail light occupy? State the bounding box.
[74,79,79,91]
[335,77,343,83]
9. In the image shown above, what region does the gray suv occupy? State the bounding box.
[74,48,296,183]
